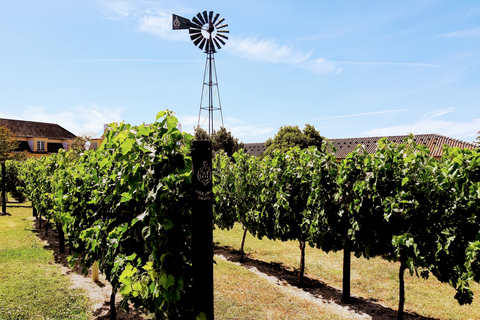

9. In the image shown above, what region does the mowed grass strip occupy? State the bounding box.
[0,206,90,320]
[214,224,480,320]
[215,257,348,320]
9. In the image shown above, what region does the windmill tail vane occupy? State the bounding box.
[172,10,229,135]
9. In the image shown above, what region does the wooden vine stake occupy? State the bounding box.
[92,261,99,282]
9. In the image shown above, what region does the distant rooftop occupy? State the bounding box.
[0,118,76,140]
[244,134,478,159]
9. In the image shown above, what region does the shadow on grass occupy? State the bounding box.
[214,243,439,320]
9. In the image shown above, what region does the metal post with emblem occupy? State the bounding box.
[191,140,214,319]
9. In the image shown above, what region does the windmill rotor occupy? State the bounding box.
[173,11,228,53]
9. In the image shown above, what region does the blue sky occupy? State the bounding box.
[1,1,479,143]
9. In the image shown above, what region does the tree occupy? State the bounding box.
[476,131,480,146]
[194,126,244,157]
[0,125,19,214]
[263,124,323,158]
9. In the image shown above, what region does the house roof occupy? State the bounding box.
[244,142,267,157]
[244,134,478,159]
[0,118,76,140]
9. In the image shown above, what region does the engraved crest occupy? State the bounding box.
[197,161,211,187]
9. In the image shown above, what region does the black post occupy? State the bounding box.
[191,140,214,320]
[342,247,351,303]
[2,162,6,214]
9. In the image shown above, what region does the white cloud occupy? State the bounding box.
[225,36,340,74]
[437,27,480,38]
[137,13,187,41]
[226,36,312,64]
[100,2,339,74]
[5,104,124,137]
[363,108,480,140]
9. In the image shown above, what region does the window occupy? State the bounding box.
[37,140,45,152]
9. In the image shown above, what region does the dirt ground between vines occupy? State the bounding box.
[34,217,437,320]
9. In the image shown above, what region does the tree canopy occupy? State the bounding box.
[262,124,323,158]
[194,126,245,157]
[0,125,19,162]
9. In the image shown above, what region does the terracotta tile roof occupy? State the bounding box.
[0,118,76,140]
[244,134,478,159]
[329,134,478,159]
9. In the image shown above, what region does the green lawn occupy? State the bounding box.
[0,205,90,320]
[4,205,480,319]
[214,224,480,320]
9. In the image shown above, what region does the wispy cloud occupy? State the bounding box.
[313,109,407,121]
[100,2,340,75]
[225,37,312,64]
[437,27,480,38]
[225,36,340,74]
[2,104,124,137]
[333,61,445,67]
[363,108,480,140]
[137,12,187,41]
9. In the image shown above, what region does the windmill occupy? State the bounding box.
[172,11,229,135]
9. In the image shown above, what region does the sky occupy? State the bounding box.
[1,1,479,143]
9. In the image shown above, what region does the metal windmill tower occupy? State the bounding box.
[172,11,229,135]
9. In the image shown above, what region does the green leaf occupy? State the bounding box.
[121,192,133,203]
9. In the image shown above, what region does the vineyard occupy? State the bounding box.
[3,110,480,319]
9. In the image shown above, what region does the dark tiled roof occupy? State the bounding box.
[244,142,267,157]
[244,134,478,159]
[0,118,76,140]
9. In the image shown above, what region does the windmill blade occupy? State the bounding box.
[189,27,202,35]
[212,13,220,24]
[190,33,202,42]
[214,17,225,27]
[208,11,214,22]
[192,16,203,27]
[198,38,207,51]
[215,36,226,46]
[213,38,222,49]
[217,29,229,33]
[196,12,206,25]
[217,33,228,41]
[193,35,204,47]
[206,40,216,53]
[216,23,228,30]
[202,11,209,24]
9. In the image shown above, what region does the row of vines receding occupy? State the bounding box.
[17,112,480,320]
[19,111,201,320]
[213,135,480,319]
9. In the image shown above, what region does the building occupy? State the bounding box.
[244,133,478,159]
[0,118,76,158]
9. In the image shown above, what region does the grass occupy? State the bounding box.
[0,205,90,320]
[214,257,350,319]
[214,224,480,320]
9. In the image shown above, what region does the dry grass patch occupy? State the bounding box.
[214,224,480,320]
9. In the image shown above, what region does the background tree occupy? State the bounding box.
[194,126,244,157]
[0,125,19,213]
[263,124,323,158]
